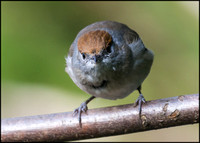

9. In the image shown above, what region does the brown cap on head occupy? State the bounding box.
[77,30,112,55]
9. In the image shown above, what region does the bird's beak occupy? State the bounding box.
[91,55,101,63]
[92,55,97,62]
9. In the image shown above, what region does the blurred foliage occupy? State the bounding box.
[1,1,199,141]
[1,1,199,107]
[2,1,198,95]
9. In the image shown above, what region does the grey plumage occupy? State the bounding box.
[66,21,154,100]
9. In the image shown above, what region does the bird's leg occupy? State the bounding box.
[134,85,146,115]
[73,96,95,128]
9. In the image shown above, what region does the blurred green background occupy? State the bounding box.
[1,1,199,142]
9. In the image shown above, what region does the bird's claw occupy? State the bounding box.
[134,94,146,115]
[73,102,88,128]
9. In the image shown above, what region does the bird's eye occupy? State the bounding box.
[82,53,86,59]
[106,44,112,53]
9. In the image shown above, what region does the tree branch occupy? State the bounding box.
[1,94,199,142]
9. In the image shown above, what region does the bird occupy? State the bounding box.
[65,21,154,128]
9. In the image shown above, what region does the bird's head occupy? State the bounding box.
[77,30,114,64]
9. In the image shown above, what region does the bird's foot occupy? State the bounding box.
[134,93,146,115]
[73,102,88,128]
